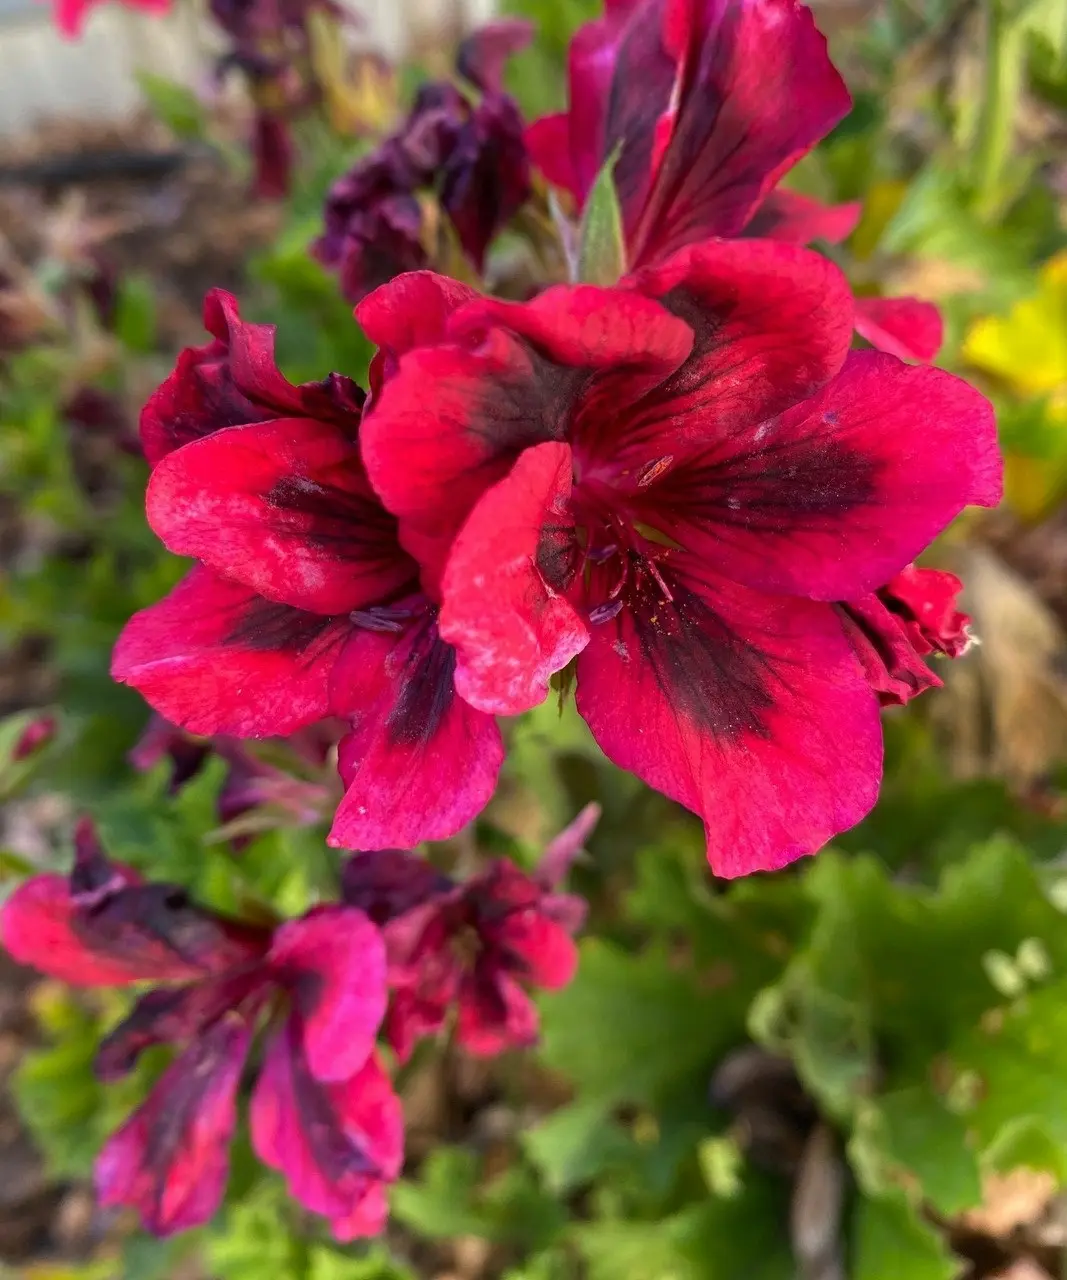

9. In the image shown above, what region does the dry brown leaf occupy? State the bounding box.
[933,548,1067,785]
[963,1168,1058,1238]
[791,1123,846,1280]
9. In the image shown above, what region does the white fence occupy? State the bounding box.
[0,0,491,135]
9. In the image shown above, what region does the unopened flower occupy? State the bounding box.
[526,0,941,362]
[112,289,503,850]
[251,111,295,200]
[12,715,56,762]
[0,820,397,1239]
[315,29,532,301]
[839,565,971,706]
[358,244,1001,875]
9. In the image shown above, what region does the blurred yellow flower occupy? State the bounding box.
[964,252,1067,519]
[963,250,1067,405]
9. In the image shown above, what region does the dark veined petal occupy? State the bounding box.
[267,907,387,1083]
[327,610,504,850]
[95,1016,251,1236]
[641,351,1001,602]
[361,281,690,588]
[626,0,851,265]
[112,567,354,738]
[251,1026,402,1241]
[591,239,853,476]
[341,850,452,927]
[574,559,883,876]
[145,419,415,615]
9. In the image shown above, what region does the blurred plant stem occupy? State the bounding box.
[973,0,1026,221]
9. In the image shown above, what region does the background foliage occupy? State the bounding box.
[3,0,1067,1276]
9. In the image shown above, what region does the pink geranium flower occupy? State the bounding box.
[343,805,596,1060]
[111,289,504,850]
[358,243,1001,876]
[0,821,397,1238]
[526,0,942,362]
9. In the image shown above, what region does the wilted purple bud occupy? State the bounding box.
[12,714,56,761]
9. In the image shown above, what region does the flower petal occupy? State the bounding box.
[357,271,479,362]
[839,565,971,706]
[146,420,414,615]
[1,860,265,987]
[853,296,945,363]
[96,978,260,1079]
[457,968,540,1056]
[456,18,535,94]
[250,1026,402,1241]
[743,189,862,244]
[575,562,883,876]
[642,351,1001,601]
[1,875,179,986]
[627,0,851,265]
[112,567,352,737]
[341,850,452,926]
[440,441,588,715]
[362,284,691,586]
[268,907,387,1082]
[95,1016,250,1236]
[600,239,852,475]
[524,113,579,198]
[327,612,504,849]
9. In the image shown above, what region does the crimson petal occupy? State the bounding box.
[251,1027,402,1241]
[627,0,851,265]
[575,561,882,876]
[440,441,587,715]
[95,1017,250,1236]
[146,420,414,615]
[602,240,853,475]
[267,907,387,1083]
[362,283,690,587]
[327,611,504,849]
[643,351,1001,601]
[743,188,862,244]
[853,296,945,363]
[112,566,353,738]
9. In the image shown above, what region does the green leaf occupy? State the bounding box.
[950,976,1067,1152]
[576,1176,793,1280]
[523,1099,632,1194]
[851,1193,962,1280]
[112,275,158,354]
[540,939,730,1107]
[392,1148,564,1250]
[308,1245,417,1280]
[576,150,626,285]
[851,1088,982,1215]
[136,72,208,140]
[206,1180,308,1279]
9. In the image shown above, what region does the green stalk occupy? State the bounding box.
[973,0,1027,222]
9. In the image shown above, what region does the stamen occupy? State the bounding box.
[607,554,630,600]
[636,455,674,487]
[645,557,674,603]
[349,607,414,633]
[589,599,625,624]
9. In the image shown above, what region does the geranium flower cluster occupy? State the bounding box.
[9,0,1006,1245]
[0,810,591,1236]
